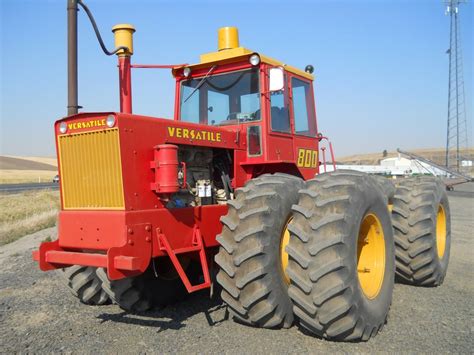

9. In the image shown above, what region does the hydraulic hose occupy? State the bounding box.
[77,0,129,55]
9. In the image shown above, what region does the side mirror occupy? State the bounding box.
[269,67,284,92]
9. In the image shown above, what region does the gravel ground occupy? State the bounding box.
[1,184,473,353]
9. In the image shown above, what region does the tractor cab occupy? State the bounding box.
[171,27,320,174]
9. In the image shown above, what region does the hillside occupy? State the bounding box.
[7,156,58,167]
[0,156,57,171]
[0,156,57,183]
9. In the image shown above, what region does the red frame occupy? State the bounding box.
[34,55,330,291]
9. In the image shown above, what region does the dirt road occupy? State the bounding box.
[1,186,473,353]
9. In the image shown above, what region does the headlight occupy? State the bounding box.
[249,54,260,66]
[183,67,191,77]
[106,115,116,128]
[59,122,67,134]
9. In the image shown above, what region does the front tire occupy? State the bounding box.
[215,173,304,328]
[287,170,394,341]
[97,258,198,312]
[61,266,110,305]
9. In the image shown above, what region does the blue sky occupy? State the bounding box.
[0,0,472,157]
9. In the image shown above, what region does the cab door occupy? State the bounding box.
[288,74,319,179]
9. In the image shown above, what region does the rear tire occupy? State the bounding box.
[215,173,304,328]
[392,176,451,286]
[287,170,394,341]
[61,266,110,305]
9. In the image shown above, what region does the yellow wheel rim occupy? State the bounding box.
[280,217,292,284]
[357,213,386,299]
[436,204,447,259]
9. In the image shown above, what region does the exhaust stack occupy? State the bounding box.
[112,24,135,114]
[67,0,79,116]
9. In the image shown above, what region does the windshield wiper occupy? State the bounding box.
[183,65,217,103]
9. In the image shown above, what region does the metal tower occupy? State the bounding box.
[445,0,469,172]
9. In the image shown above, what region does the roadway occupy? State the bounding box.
[0,182,59,194]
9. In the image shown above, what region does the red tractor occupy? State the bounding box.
[34,1,451,341]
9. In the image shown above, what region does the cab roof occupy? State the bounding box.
[172,46,314,81]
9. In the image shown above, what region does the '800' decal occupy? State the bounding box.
[297,148,318,168]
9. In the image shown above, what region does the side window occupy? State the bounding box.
[247,126,262,156]
[270,90,290,133]
[180,85,200,124]
[292,78,316,136]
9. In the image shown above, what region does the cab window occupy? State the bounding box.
[180,68,260,125]
[292,78,316,136]
[270,88,290,133]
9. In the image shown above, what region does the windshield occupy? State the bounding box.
[180,68,260,126]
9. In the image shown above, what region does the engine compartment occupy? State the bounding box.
[166,146,234,208]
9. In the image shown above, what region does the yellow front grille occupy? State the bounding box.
[58,128,125,210]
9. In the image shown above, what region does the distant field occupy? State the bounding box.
[0,190,60,245]
[0,156,57,183]
[338,147,474,166]
[0,156,57,170]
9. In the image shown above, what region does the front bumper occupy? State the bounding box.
[32,206,225,280]
[33,211,152,280]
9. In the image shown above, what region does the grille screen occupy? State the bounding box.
[58,128,125,209]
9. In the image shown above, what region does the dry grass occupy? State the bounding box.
[0,170,57,184]
[0,190,60,245]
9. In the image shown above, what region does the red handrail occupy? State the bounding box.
[321,147,327,173]
[130,64,188,69]
[318,135,337,171]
